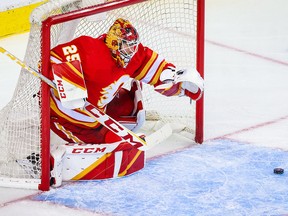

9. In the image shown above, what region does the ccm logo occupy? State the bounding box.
[86,105,145,146]
[71,147,107,154]
[56,79,66,99]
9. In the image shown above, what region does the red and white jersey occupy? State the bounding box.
[50,35,175,129]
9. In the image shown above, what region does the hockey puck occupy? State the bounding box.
[273,168,284,174]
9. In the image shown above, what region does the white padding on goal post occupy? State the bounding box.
[0,178,41,190]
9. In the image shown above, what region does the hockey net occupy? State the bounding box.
[0,0,204,190]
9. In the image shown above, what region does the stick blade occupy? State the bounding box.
[139,124,173,151]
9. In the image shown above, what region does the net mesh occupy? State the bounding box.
[0,0,198,188]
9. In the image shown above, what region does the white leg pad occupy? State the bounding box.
[50,141,145,184]
[50,145,66,187]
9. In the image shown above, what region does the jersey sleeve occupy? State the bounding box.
[50,35,93,62]
[131,45,174,85]
[49,36,95,69]
[49,38,78,80]
[131,45,181,96]
[49,36,102,129]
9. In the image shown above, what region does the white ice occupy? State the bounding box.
[0,0,288,215]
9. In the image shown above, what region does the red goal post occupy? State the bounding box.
[0,0,204,191]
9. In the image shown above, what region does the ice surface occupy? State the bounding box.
[34,140,288,216]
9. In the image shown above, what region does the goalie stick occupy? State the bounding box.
[0,46,172,150]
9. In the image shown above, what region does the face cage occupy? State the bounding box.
[118,39,139,67]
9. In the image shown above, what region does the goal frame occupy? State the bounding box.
[38,0,205,191]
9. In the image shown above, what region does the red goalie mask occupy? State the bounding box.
[106,18,139,68]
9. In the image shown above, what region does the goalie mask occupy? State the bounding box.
[106,18,139,68]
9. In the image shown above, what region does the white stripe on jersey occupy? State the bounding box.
[50,56,63,64]
[140,54,165,83]
[51,90,95,123]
